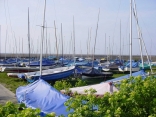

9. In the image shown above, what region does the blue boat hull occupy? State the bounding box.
[26,68,75,83]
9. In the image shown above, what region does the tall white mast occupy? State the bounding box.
[105,33,106,57]
[73,16,75,65]
[130,0,132,76]
[92,9,100,67]
[133,0,144,70]
[28,8,31,67]
[5,29,8,59]
[40,0,46,76]
[61,23,63,66]
[0,25,1,57]
[120,20,121,60]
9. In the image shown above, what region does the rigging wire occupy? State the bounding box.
[31,0,41,53]
[122,16,129,56]
[4,0,9,54]
[92,8,100,67]
[52,0,58,28]
[5,0,17,55]
[135,11,155,57]
[111,0,122,57]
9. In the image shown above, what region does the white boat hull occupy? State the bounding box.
[118,67,140,72]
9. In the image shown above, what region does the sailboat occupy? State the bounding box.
[2,8,47,74]
[117,5,140,73]
[81,9,113,79]
[17,3,75,82]
[16,1,75,116]
[118,60,140,72]
[119,0,152,73]
[17,65,75,82]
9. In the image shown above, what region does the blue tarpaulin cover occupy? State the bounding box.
[104,70,146,83]
[16,79,72,116]
[125,61,139,68]
[27,59,55,66]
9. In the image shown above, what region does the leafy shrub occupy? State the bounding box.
[75,79,86,87]
[65,75,156,117]
[54,78,86,91]
[2,75,156,117]
[0,101,58,117]
[53,80,72,91]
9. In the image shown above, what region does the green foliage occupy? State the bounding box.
[65,75,156,117]
[2,71,156,116]
[54,80,72,91]
[2,74,156,116]
[74,79,86,87]
[54,78,87,91]
[65,88,102,117]
[0,101,61,117]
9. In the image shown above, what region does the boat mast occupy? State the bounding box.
[89,27,92,58]
[45,22,48,58]
[130,0,132,76]
[109,36,110,61]
[54,21,58,60]
[73,16,75,65]
[120,20,121,60]
[5,29,8,59]
[87,28,89,58]
[141,35,153,74]
[105,33,106,58]
[40,0,46,76]
[61,23,63,66]
[69,32,72,59]
[22,38,23,58]
[0,25,1,58]
[28,8,31,67]
[133,0,144,70]
[92,9,100,68]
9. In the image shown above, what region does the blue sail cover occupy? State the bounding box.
[6,58,21,64]
[16,79,72,116]
[104,70,146,83]
[125,61,139,68]
[27,59,55,66]
[0,60,9,64]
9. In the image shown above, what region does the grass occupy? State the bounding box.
[0,73,29,93]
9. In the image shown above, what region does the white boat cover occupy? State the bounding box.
[61,82,118,96]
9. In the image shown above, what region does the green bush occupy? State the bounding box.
[54,80,72,91]
[65,75,156,117]
[0,101,58,117]
[2,75,156,117]
[53,78,86,91]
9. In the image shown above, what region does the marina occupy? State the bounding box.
[0,0,156,116]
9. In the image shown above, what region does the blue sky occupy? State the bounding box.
[0,0,156,56]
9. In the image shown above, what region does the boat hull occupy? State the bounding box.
[118,67,140,72]
[25,66,75,82]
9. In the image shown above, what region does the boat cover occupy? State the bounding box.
[61,82,118,96]
[16,79,72,116]
[104,70,146,83]
[82,67,113,77]
[27,59,55,66]
[125,61,139,68]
